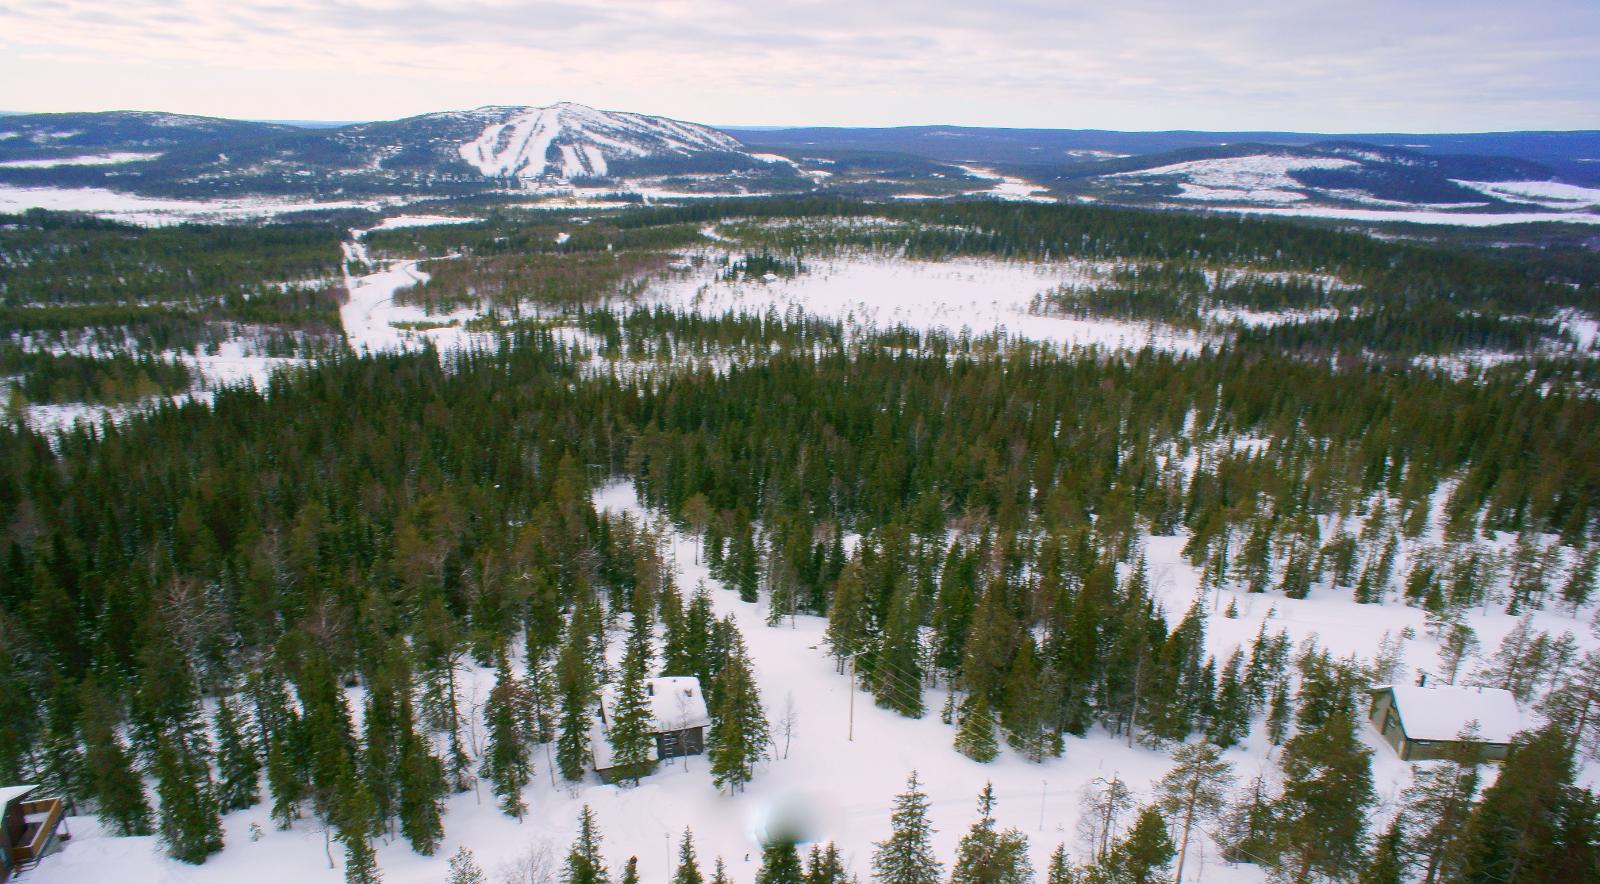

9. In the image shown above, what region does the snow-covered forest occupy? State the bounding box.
[2,198,1599,884]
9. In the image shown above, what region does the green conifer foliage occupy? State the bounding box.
[563,805,611,884]
[954,693,1000,763]
[483,655,532,817]
[871,771,943,884]
[214,695,261,812]
[154,733,224,864]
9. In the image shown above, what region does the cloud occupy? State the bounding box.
[0,0,1595,130]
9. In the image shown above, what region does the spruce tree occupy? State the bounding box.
[1457,723,1598,882]
[214,695,261,812]
[77,678,153,836]
[608,615,658,785]
[396,679,447,855]
[1044,845,1071,884]
[154,733,224,864]
[709,626,769,793]
[1268,711,1374,882]
[1102,805,1173,884]
[805,843,849,884]
[949,783,1033,884]
[674,827,705,884]
[871,771,942,884]
[621,857,640,884]
[1358,818,1405,884]
[333,759,381,884]
[1206,649,1250,749]
[266,732,306,829]
[711,857,733,884]
[449,846,488,884]
[556,623,596,782]
[563,805,610,884]
[954,693,1000,763]
[757,839,805,884]
[483,655,532,817]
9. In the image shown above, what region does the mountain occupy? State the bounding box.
[725,125,1600,183]
[1,104,1596,221]
[0,103,804,199]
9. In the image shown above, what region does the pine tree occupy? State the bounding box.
[1399,723,1481,884]
[954,693,1000,763]
[449,846,488,884]
[608,614,658,785]
[621,857,641,884]
[77,678,153,836]
[711,857,733,884]
[757,839,805,884]
[949,783,1033,884]
[484,655,532,817]
[1078,775,1134,866]
[214,695,261,812]
[709,625,769,793]
[154,733,224,864]
[266,730,306,829]
[871,771,942,884]
[1268,711,1374,882]
[563,805,610,884]
[674,827,705,884]
[1154,741,1234,884]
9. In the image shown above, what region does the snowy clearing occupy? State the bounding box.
[644,252,1209,353]
[1107,155,1358,203]
[1192,203,1600,227]
[0,184,399,226]
[0,151,161,168]
[1455,179,1600,208]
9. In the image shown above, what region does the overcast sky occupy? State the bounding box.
[0,0,1595,132]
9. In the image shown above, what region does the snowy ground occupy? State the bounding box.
[30,475,1600,884]
[0,184,400,226]
[643,250,1211,354]
[1192,203,1600,227]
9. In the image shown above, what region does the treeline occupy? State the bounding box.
[0,345,194,404]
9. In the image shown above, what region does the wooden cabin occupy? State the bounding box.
[0,785,68,881]
[1367,684,1522,762]
[592,676,711,783]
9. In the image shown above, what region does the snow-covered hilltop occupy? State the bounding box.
[455,101,749,181]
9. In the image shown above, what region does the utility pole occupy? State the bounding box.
[848,654,857,742]
[1039,779,1047,832]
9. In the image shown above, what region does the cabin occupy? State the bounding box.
[0,785,68,881]
[592,676,711,783]
[1367,684,1523,762]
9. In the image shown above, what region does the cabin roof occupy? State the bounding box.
[1376,684,1524,744]
[599,675,711,733]
[0,784,36,809]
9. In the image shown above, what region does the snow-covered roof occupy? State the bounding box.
[1381,684,1524,744]
[598,676,711,734]
[0,784,36,809]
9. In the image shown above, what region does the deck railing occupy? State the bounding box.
[11,797,64,862]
